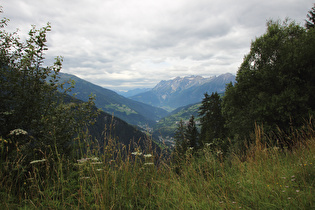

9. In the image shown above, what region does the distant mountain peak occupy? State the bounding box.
[153,75,213,93]
[131,73,236,111]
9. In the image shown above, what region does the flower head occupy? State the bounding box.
[144,162,154,166]
[131,151,142,156]
[9,129,28,136]
[144,154,153,158]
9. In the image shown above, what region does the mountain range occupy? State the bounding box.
[57,73,168,127]
[57,72,235,132]
[130,73,235,111]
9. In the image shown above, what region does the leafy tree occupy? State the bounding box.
[0,11,97,191]
[185,115,199,151]
[306,4,315,29]
[222,19,315,147]
[199,92,226,147]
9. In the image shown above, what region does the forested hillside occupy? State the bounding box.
[57,73,168,126]
[153,103,201,139]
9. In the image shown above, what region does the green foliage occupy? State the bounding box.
[173,115,199,163]
[185,115,199,150]
[153,103,201,138]
[0,12,98,195]
[222,19,315,147]
[1,121,314,209]
[173,120,188,158]
[199,92,226,150]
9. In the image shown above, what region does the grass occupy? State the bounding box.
[0,124,314,209]
[104,104,138,115]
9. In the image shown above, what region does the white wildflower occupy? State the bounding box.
[144,162,154,166]
[131,151,142,156]
[77,157,100,163]
[144,154,153,158]
[205,143,213,147]
[77,158,89,163]
[90,157,99,161]
[80,177,90,180]
[9,129,28,136]
[216,150,223,156]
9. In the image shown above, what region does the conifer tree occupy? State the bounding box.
[173,119,188,157]
[199,92,226,147]
[185,115,199,151]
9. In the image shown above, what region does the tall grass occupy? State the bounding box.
[1,122,314,209]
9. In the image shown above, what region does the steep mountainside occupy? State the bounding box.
[153,103,201,138]
[130,73,235,111]
[61,94,160,152]
[57,73,168,126]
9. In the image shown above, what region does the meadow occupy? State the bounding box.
[1,123,314,209]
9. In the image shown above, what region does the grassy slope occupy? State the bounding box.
[1,124,314,209]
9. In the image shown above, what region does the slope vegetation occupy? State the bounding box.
[58,73,169,126]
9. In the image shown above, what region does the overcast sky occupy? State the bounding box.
[1,0,313,91]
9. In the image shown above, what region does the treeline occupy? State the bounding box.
[174,6,315,158]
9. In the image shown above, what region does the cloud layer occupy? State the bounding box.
[1,0,313,90]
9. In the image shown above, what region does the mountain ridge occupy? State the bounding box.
[57,73,169,126]
[131,73,235,111]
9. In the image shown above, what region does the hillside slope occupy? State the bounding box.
[58,73,169,126]
[153,103,201,139]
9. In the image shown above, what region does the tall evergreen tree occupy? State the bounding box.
[199,92,226,147]
[185,115,199,150]
[173,119,188,157]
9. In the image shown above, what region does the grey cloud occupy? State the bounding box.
[1,0,313,91]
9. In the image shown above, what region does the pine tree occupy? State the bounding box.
[199,92,226,145]
[185,115,199,151]
[173,119,188,157]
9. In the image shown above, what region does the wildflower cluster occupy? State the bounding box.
[76,156,103,180]
[9,129,28,136]
[131,151,154,166]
